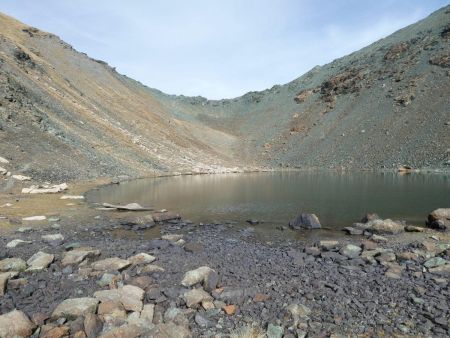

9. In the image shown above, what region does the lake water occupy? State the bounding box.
[87,171,449,234]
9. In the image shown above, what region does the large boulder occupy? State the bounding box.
[289,213,321,230]
[0,310,36,337]
[368,219,404,234]
[427,208,450,231]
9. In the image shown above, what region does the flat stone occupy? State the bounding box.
[23,215,46,221]
[370,234,388,243]
[94,285,144,312]
[0,310,36,337]
[224,304,237,315]
[42,233,65,246]
[60,195,84,200]
[16,227,32,233]
[102,202,152,211]
[184,288,213,308]
[98,324,148,338]
[12,174,31,181]
[339,244,362,258]
[181,266,215,287]
[161,234,183,242]
[128,253,156,265]
[22,183,68,194]
[405,225,425,232]
[140,304,155,325]
[51,297,99,320]
[0,156,9,164]
[91,257,131,271]
[428,264,450,276]
[184,242,204,253]
[140,264,165,274]
[26,251,54,271]
[343,227,364,235]
[62,247,101,266]
[0,271,18,295]
[0,257,27,272]
[6,239,32,248]
[319,240,339,251]
[424,257,448,268]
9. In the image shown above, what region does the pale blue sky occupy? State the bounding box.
[1,1,448,99]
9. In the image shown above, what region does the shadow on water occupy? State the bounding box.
[87,171,450,237]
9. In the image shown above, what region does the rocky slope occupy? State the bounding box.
[0,6,449,181]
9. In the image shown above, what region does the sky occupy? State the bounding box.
[0,0,448,99]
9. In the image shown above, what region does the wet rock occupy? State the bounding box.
[246,219,261,225]
[91,257,131,271]
[343,227,363,235]
[0,271,18,295]
[128,253,156,265]
[0,257,27,272]
[26,251,54,271]
[62,247,101,266]
[184,288,213,308]
[368,219,404,234]
[181,266,216,287]
[84,313,103,338]
[51,297,99,320]
[102,202,152,211]
[289,213,321,230]
[152,212,180,222]
[42,233,65,246]
[427,219,449,231]
[340,244,362,258]
[6,239,32,248]
[405,225,425,232]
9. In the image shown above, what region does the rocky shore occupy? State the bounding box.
[0,198,449,338]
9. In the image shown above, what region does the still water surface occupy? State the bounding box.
[87,171,449,231]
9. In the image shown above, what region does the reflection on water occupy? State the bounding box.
[87,171,450,230]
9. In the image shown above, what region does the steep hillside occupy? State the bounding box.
[0,6,449,182]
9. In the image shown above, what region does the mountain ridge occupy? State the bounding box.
[0,6,449,182]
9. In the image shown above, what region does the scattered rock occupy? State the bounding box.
[62,247,101,266]
[184,288,213,308]
[286,303,311,320]
[0,257,27,272]
[22,183,68,194]
[0,310,36,337]
[26,251,54,271]
[319,240,339,251]
[181,266,216,287]
[152,211,180,222]
[23,215,46,221]
[428,264,450,276]
[343,227,363,235]
[91,257,131,271]
[60,195,84,200]
[427,208,450,231]
[405,225,425,232]
[289,213,321,230]
[42,233,65,246]
[370,234,388,243]
[102,202,152,211]
[339,244,362,258]
[0,156,9,164]
[128,253,156,265]
[224,304,237,315]
[184,242,204,253]
[12,174,31,181]
[51,297,99,320]
[361,213,380,223]
[267,323,284,338]
[94,285,144,312]
[84,313,103,338]
[6,239,32,248]
[424,257,448,268]
[0,271,18,295]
